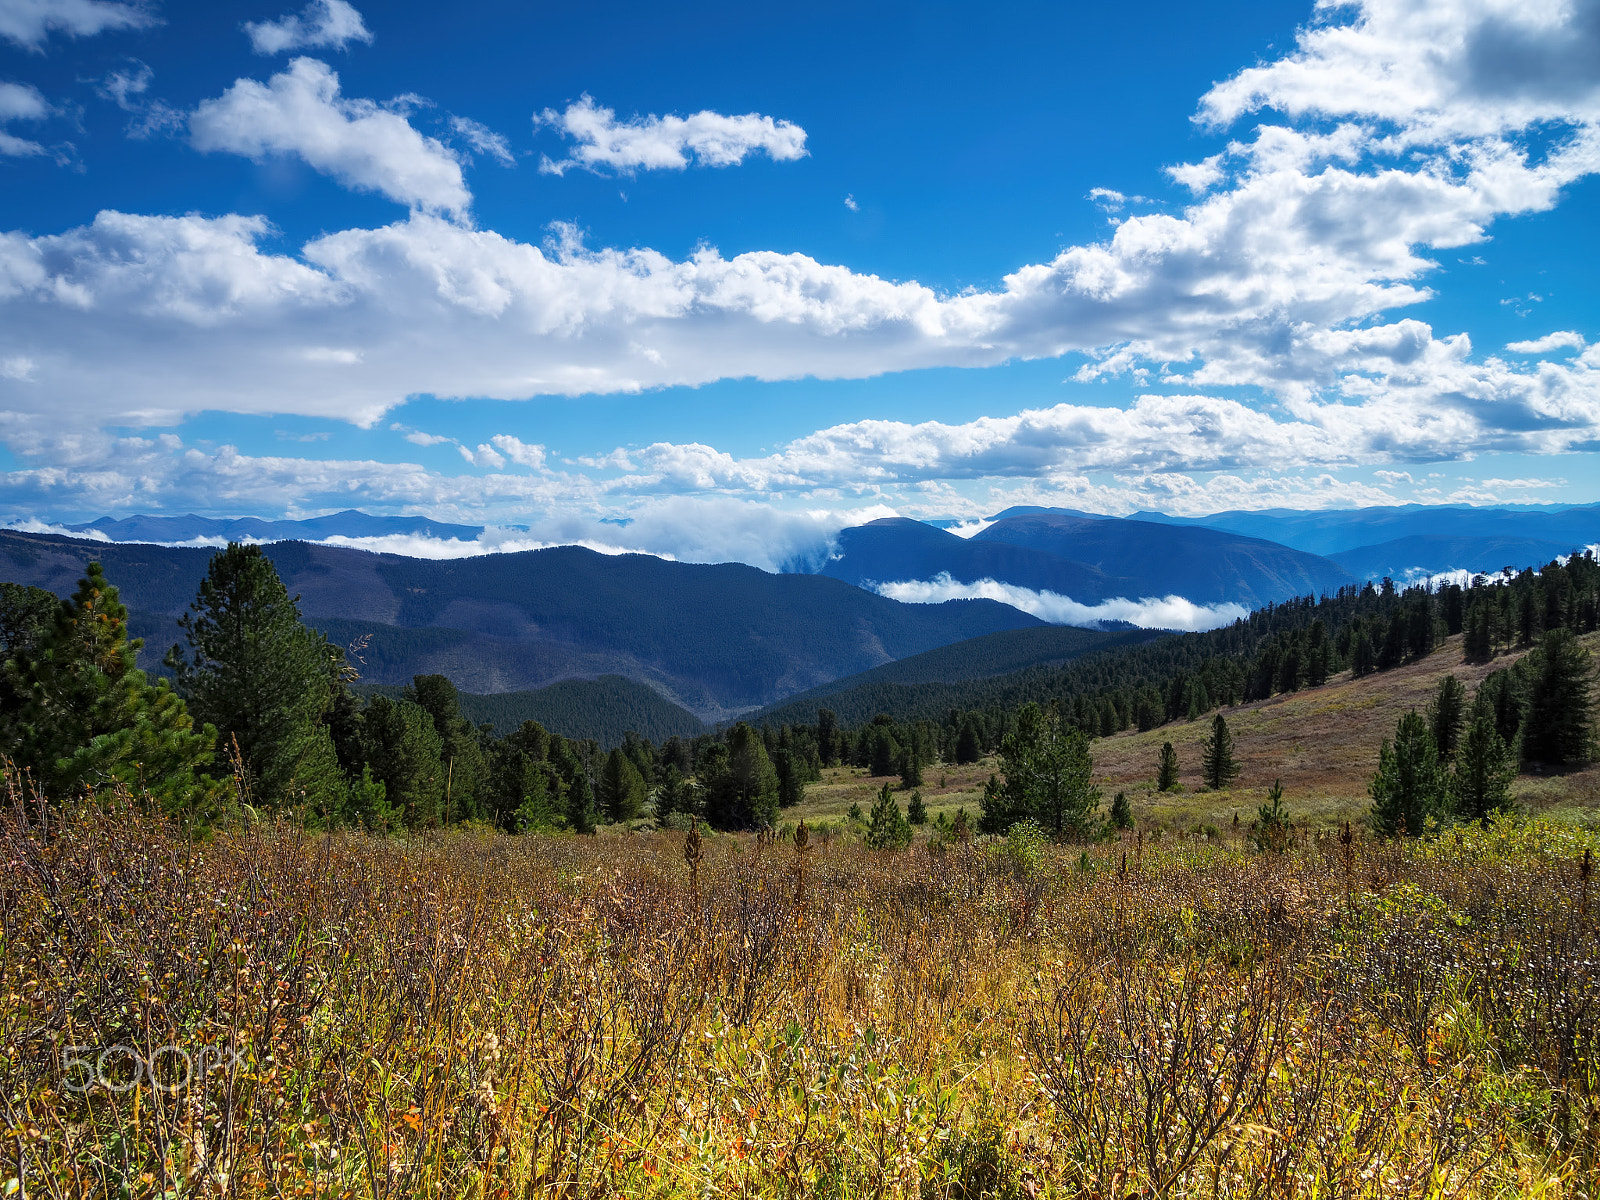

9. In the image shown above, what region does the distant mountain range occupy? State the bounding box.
[814,512,1355,608]
[0,530,1037,723]
[1130,503,1600,559]
[67,509,486,543]
[7,502,1594,737]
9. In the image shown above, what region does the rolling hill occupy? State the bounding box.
[0,529,1040,722]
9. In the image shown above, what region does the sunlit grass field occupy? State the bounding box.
[5,785,1599,1198]
[796,633,1600,840]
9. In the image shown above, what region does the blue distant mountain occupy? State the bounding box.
[1,529,1038,722]
[814,511,1354,609]
[1327,535,1578,582]
[1128,503,1600,558]
[67,510,487,543]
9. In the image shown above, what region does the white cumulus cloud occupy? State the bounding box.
[244,0,371,56]
[0,0,154,51]
[875,574,1249,631]
[1507,330,1585,353]
[0,79,48,156]
[537,94,807,175]
[189,57,469,217]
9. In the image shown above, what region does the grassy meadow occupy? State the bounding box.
[4,777,1600,1198]
[796,632,1600,837]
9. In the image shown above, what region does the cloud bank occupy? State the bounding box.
[876,574,1250,631]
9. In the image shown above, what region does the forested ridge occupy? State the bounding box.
[1,542,1596,840]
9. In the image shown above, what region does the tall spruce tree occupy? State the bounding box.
[3,564,223,820]
[1428,675,1467,760]
[408,674,487,823]
[567,768,598,835]
[1201,714,1239,790]
[955,717,983,764]
[1369,709,1447,837]
[1451,695,1517,823]
[360,696,445,828]
[1157,741,1179,791]
[981,702,1099,837]
[1521,627,1593,765]
[703,723,780,830]
[599,746,646,823]
[166,544,346,814]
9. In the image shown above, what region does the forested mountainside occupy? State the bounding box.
[814,512,1354,608]
[362,674,707,747]
[0,529,1039,720]
[755,553,1600,742]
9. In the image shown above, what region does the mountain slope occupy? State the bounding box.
[362,675,707,747]
[812,513,1353,611]
[0,530,1041,721]
[817,517,1132,600]
[752,623,1167,728]
[971,512,1355,607]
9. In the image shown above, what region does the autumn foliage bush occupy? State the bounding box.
[2,773,1599,1198]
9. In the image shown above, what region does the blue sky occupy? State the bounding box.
[1,0,1598,565]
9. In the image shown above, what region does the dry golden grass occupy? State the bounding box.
[5,781,1600,1198]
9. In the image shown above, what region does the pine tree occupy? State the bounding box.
[567,769,598,835]
[981,702,1099,837]
[1109,789,1133,830]
[1522,627,1593,765]
[346,764,395,831]
[703,722,780,830]
[165,544,347,813]
[1428,675,1467,760]
[1369,709,1447,837]
[1201,713,1239,791]
[906,788,927,825]
[1157,741,1179,791]
[955,717,983,764]
[1463,599,1493,662]
[865,782,912,849]
[898,742,923,789]
[599,746,646,823]
[816,708,840,766]
[409,674,488,823]
[1451,697,1517,823]
[1253,778,1292,853]
[3,563,224,821]
[360,696,445,828]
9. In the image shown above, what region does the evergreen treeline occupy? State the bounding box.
[359,675,706,746]
[3,546,1595,839]
[758,554,1600,764]
[0,548,814,833]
